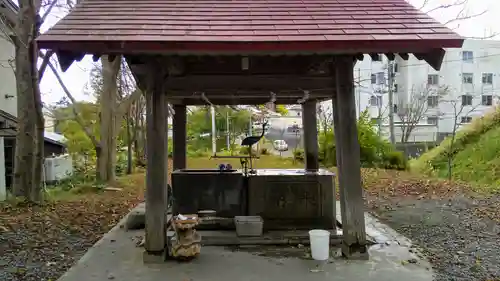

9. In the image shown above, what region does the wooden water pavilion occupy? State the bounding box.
[37,0,463,261]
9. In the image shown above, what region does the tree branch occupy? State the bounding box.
[37,50,53,81]
[40,0,58,24]
[47,59,100,148]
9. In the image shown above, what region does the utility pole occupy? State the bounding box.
[357,68,361,116]
[211,105,216,154]
[377,100,382,137]
[226,111,230,150]
[387,62,396,145]
[248,115,252,136]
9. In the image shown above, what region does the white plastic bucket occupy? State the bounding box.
[308,229,330,261]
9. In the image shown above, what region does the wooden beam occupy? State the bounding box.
[55,51,78,72]
[169,97,328,106]
[384,53,396,61]
[301,101,319,171]
[172,104,187,170]
[368,53,380,61]
[354,53,364,61]
[144,66,169,262]
[167,90,332,101]
[334,55,368,259]
[163,75,333,92]
[164,55,332,76]
[416,48,446,71]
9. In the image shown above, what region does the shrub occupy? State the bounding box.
[187,149,209,158]
[293,148,305,162]
[381,150,407,170]
[260,147,270,155]
[317,111,406,170]
[239,146,250,154]
[239,146,258,155]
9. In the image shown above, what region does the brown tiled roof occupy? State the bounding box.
[37,0,463,54]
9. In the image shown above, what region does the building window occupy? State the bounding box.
[369,95,382,107]
[482,95,493,106]
[460,116,472,124]
[427,116,439,125]
[462,73,473,84]
[371,74,376,84]
[462,51,473,62]
[393,84,398,92]
[461,94,473,106]
[482,73,493,84]
[372,54,382,61]
[393,63,399,73]
[428,74,439,85]
[376,72,385,85]
[427,96,439,107]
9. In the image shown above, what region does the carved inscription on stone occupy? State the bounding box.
[260,180,320,219]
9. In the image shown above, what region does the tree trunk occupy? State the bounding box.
[32,61,44,202]
[12,0,39,202]
[32,13,44,202]
[447,119,458,180]
[126,109,133,174]
[97,56,121,182]
[132,100,141,164]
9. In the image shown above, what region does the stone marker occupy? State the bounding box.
[125,203,145,230]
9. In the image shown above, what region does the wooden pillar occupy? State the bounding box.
[333,56,368,259]
[144,73,169,262]
[301,101,319,171]
[172,104,187,170]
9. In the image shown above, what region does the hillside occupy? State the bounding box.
[411,106,500,186]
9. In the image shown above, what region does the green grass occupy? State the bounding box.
[187,155,302,169]
[13,153,476,206]
[442,126,500,188]
[411,106,500,187]
[40,155,301,202]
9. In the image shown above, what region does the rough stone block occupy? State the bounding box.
[341,243,369,260]
[143,250,166,264]
[125,203,145,230]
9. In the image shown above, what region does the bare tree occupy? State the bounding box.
[316,102,332,159]
[418,0,494,38]
[47,56,142,182]
[397,85,448,143]
[440,92,481,179]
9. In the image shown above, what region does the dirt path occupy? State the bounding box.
[366,193,500,281]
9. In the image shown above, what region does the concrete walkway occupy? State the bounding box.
[57,207,434,281]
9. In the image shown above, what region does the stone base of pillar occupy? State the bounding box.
[341,241,369,260]
[143,249,167,264]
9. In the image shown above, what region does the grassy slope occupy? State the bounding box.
[446,126,500,186]
[411,106,500,186]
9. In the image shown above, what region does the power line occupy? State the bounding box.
[355,52,500,72]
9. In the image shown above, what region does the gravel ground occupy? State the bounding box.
[0,192,141,281]
[0,229,93,281]
[367,194,500,281]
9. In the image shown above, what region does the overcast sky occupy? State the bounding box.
[37,0,500,106]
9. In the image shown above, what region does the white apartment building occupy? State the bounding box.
[354,39,500,143]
